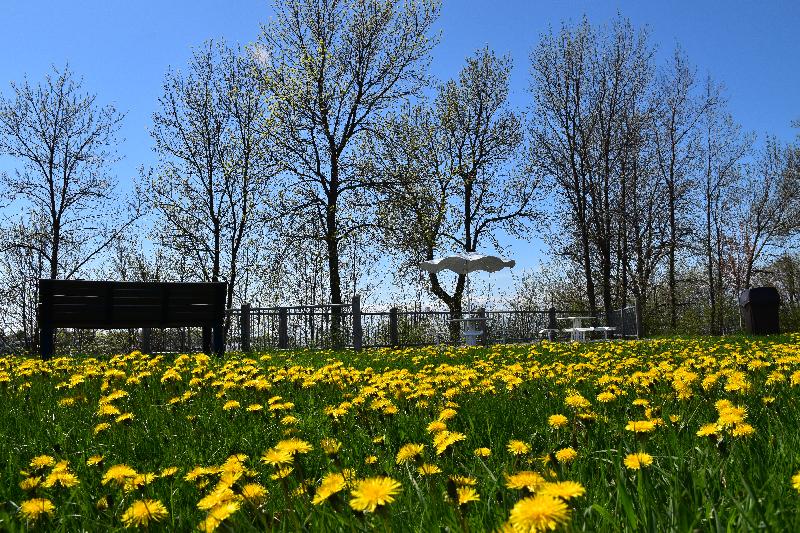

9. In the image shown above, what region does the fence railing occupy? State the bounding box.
[225,296,639,352]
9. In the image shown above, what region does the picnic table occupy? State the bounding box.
[557,316,596,341]
[450,316,489,346]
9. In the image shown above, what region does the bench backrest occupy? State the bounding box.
[38,279,227,329]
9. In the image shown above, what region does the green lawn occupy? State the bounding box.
[2,335,800,531]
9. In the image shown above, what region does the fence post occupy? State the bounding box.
[141,328,151,354]
[548,307,557,330]
[477,307,487,346]
[278,307,289,349]
[352,295,362,351]
[241,303,251,352]
[389,307,399,348]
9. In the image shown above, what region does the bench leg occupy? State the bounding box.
[40,326,54,360]
[141,328,151,354]
[212,322,224,357]
[202,326,212,355]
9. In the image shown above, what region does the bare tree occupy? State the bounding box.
[727,138,800,292]
[651,48,712,329]
[0,218,48,350]
[529,18,599,316]
[0,65,136,280]
[619,106,669,336]
[586,17,652,318]
[255,0,441,322]
[529,16,653,318]
[373,48,539,331]
[698,78,751,333]
[145,41,278,324]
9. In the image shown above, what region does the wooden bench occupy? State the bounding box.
[38,279,227,359]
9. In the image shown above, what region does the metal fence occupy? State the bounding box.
[225,296,639,352]
[226,304,354,351]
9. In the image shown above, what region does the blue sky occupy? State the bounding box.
[1,1,799,301]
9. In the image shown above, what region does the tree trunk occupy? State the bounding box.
[668,176,677,329]
[326,185,343,346]
[705,194,717,334]
[580,225,597,317]
[50,221,60,279]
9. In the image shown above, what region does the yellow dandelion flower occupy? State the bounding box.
[596,391,616,403]
[456,486,480,505]
[539,480,586,501]
[417,463,442,476]
[731,423,755,437]
[438,408,457,421]
[450,475,478,486]
[696,423,719,437]
[792,472,800,493]
[115,413,134,424]
[101,464,138,487]
[547,414,568,429]
[321,438,342,455]
[97,404,121,417]
[274,438,313,455]
[270,466,293,480]
[260,448,293,467]
[508,494,570,533]
[717,406,747,427]
[198,501,240,532]
[312,473,347,505]
[554,447,578,464]
[474,447,492,457]
[280,415,298,425]
[246,403,263,412]
[349,477,402,513]
[623,452,654,470]
[427,420,447,433]
[364,455,378,465]
[505,471,545,491]
[508,440,531,455]
[29,455,56,470]
[625,420,656,433]
[18,498,55,521]
[121,499,169,528]
[102,464,138,487]
[240,483,267,505]
[42,470,80,488]
[222,400,240,411]
[433,430,466,455]
[198,486,237,511]
[86,455,104,467]
[565,393,590,410]
[19,476,41,491]
[160,467,179,477]
[396,443,425,464]
[94,422,111,435]
[96,495,110,510]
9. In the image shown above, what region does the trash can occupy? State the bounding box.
[739,287,780,335]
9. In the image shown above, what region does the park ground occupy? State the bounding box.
[2,335,800,531]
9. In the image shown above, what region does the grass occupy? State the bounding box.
[1,335,800,531]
